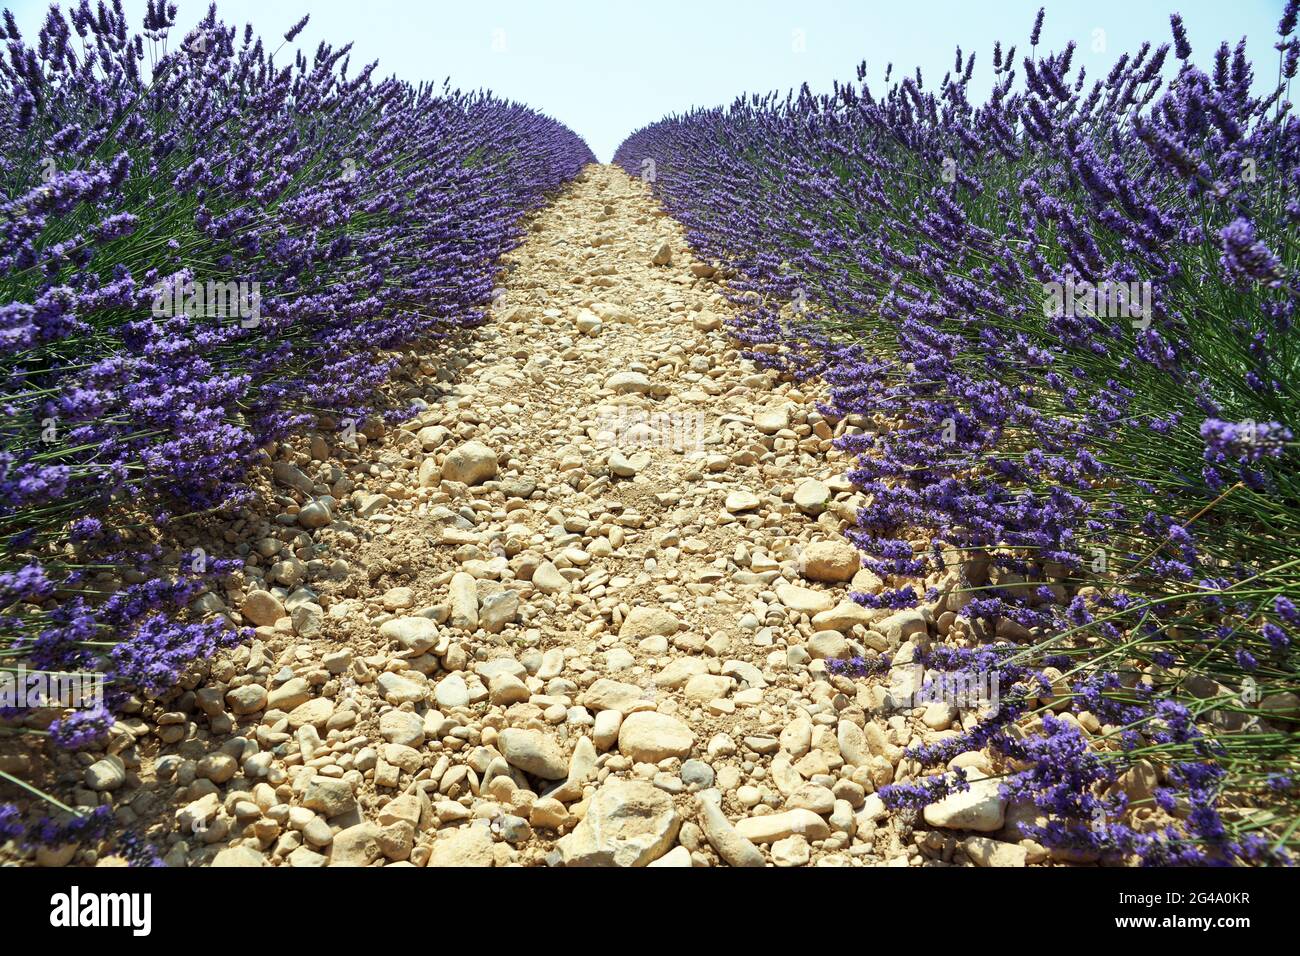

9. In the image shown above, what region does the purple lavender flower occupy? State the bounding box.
[1219,219,1285,286]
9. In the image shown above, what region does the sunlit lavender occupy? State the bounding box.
[617,5,1300,865]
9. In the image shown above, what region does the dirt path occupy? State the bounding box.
[70,164,1028,868]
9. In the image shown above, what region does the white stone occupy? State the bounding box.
[558,780,679,866]
[378,616,438,654]
[618,711,694,762]
[923,771,1007,832]
[442,441,497,485]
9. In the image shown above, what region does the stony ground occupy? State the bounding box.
[26,164,1048,868]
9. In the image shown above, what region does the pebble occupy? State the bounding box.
[302,777,357,818]
[699,797,765,867]
[962,835,1029,867]
[297,499,332,529]
[558,780,679,866]
[379,616,439,653]
[329,823,382,866]
[734,809,831,844]
[618,605,681,639]
[377,672,427,706]
[479,590,520,632]
[531,560,569,594]
[212,846,267,867]
[441,441,498,485]
[922,771,1007,832]
[775,582,836,615]
[429,825,495,867]
[497,727,569,779]
[800,539,860,583]
[242,590,285,627]
[85,757,125,791]
[617,711,695,762]
[725,491,761,513]
[448,572,479,630]
[434,673,470,709]
[793,478,831,514]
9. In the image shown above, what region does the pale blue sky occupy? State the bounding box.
[6,1,1290,159]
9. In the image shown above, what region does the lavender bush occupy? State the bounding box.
[0,0,591,845]
[617,6,1299,864]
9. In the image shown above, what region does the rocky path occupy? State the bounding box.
[76,164,1034,868]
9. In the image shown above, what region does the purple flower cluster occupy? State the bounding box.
[617,5,1299,864]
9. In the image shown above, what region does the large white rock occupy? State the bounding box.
[441,441,497,485]
[776,582,836,615]
[800,540,860,583]
[618,606,681,639]
[617,711,694,762]
[378,616,438,654]
[497,728,568,779]
[733,809,830,844]
[922,771,1007,832]
[558,780,679,866]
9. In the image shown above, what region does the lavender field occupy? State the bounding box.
[1,0,1297,878]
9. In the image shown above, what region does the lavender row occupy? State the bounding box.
[0,0,591,835]
[616,7,1299,864]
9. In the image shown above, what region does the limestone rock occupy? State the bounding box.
[800,539,860,583]
[698,798,764,867]
[776,582,836,615]
[442,441,497,485]
[242,590,284,627]
[429,825,495,867]
[558,780,679,866]
[733,809,830,844]
[922,772,1007,832]
[497,727,569,779]
[618,606,681,639]
[617,711,694,762]
[379,616,438,654]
